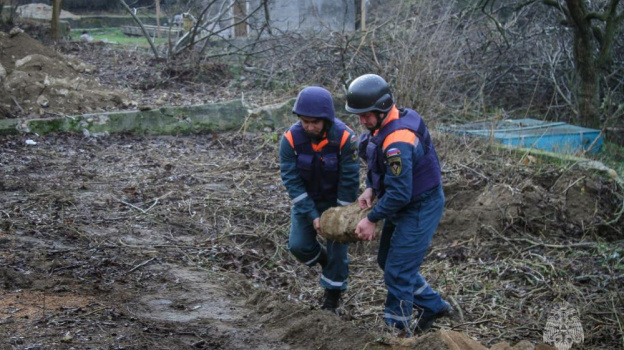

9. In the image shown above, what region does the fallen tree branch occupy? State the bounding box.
[115,197,148,214]
[10,95,24,114]
[126,257,156,274]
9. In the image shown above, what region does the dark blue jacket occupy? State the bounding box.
[359,107,441,222]
[280,119,359,222]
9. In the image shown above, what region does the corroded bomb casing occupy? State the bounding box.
[319,201,382,243]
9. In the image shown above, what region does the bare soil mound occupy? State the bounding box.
[0,30,130,118]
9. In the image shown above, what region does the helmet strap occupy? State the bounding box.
[374,112,386,130]
[321,119,331,138]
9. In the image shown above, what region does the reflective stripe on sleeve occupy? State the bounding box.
[292,192,308,204]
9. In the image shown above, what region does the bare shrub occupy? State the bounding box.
[126,0,622,130]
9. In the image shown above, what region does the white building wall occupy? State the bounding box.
[248,0,355,35]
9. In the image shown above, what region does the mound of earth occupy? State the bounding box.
[0,29,131,118]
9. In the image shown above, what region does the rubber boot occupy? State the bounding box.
[321,289,341,314]
[413,301,454,334]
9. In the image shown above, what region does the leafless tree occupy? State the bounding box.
[50,0,62,40]
[109,0,621,133]
[119,0,160,59]
[476,0,624,128]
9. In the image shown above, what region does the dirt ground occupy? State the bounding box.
[1,29,623,350]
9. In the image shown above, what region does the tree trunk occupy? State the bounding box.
[155,0,160,39]
[262,0,272,35]
[50,0,63,41]
[564,0,601,127]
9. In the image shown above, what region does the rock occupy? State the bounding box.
[80,33,94,42]
[511,340,534,350]
[490,340,538,350]
[0,63,6,82]
[15,55,33,68]
[60,331,73,343]
[66,59,97,74]
[36,95,49,108]
[440,330,489,350]
[319,201,382,243]
[9,27,24,37]
[409,330,489,350]
[534,344,557,350]
[0,266,33,288]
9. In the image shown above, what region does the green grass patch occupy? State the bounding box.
[599,141,624,177]
[71,27,174,47]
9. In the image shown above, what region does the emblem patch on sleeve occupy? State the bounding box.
[386,148,401,158]
[351,141,359,160]
[388,157,402,176]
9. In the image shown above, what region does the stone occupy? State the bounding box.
[0,62,6,82]
[534,344,557,350]
[36,95,49,108]
[438,330,489,350]
[9,27,24,37]
[511,340,534,350]
[490,342,512,350]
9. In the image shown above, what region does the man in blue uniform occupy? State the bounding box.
[279,86,359,313]
[347,74,452,335]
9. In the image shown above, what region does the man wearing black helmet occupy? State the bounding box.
[279,86,360,313]
[346,74,452,335]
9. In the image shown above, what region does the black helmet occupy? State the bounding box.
[345,74,394,114]
[292,86,335,122]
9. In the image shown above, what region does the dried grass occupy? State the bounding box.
[0,130,622,349]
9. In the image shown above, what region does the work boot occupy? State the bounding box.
[321,289,342,314]
[413,302,454,335]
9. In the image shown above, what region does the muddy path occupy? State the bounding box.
[0,133,380,350]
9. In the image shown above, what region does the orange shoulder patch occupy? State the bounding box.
[339,130,351,150]
[284,130,294,148]
[382,129,416,150]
